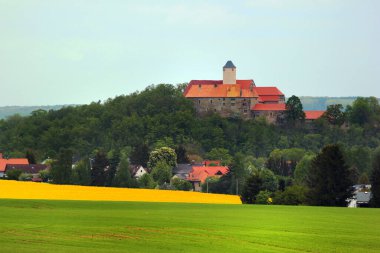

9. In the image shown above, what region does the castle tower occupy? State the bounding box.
[223,60,236,84]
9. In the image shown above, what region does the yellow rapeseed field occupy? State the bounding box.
[0,180,241,204]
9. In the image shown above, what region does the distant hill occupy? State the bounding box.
[299,97,379,111]
[0,105,77,119]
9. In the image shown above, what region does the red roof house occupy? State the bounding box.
[0,155,29,176]
[305,111,325,120]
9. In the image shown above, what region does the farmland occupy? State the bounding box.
[0,198,379,253]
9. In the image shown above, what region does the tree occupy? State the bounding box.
[25,149,36,164]
[273,185,308,205]
[175,145,189,164]
[106,149,121,186]
[151,160,172,185]
[130,143,149,168]
[148,147,177,170]
[6,169,23,180]
[113,152,133,187]
[91,150,109,186]
[294,154,315,185]
[241,170,262,204]
[285,95,305,125]
[255,190,273,204]
[51,148,72,184]
[323,104,346,126]
[138,173,156,189]
[206,148,233,166]
[171,177,192,191]
[370,147,380,207]
[307,144,353,206]
[71,159,91,185]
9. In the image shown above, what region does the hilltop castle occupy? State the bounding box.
[183,61,287,123]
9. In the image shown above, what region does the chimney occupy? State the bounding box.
[0,153,2,159]
[223,60,236,84]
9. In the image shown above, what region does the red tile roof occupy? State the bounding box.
[0,158,29,172]
[305,110,325,120]
[252,103,286,111]
[253,87,284,96]
[187,166,229,183]
[258,95,281,102]
[184,80,257,98]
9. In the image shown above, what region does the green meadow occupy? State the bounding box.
[0,199,379,253]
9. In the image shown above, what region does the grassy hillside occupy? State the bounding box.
[0,199,379,253]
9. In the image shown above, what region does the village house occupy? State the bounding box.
[304,110,325,123]
[183,61,286,122]
[129,165,148,179]
[0,153,29,177]
[187,165,229,192]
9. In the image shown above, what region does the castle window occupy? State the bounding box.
[244,109,248,113]
[223,98,225,101]
[214,109,217,112]
[231,103,235,106]
[222,102,225,106]
[210,100,213,104]
[198,100,200,104]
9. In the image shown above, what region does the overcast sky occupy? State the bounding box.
[1,0,379,106]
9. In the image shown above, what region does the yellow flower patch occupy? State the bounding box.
[0,180,241,204]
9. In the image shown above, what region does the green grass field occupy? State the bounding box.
[0,199,379,253]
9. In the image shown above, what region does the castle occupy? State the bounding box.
[183,61,287,123]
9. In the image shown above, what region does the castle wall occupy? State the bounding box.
[191,97,256,119]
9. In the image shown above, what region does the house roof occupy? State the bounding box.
[223,60,236,69]
[258,95,281,102]
[187,166,229,183]
[185,84,257,98]
[184,80,257,98]
[253,87,284,96]
[0,158,29,172]
[129,165,148,176]
[252,103,286,111]
[6,164,48,174]
[356,191,371,203]
[305,110,325,120]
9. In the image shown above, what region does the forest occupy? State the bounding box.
[0,84,380,206]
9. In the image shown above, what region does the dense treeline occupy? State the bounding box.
[1,84,380,205]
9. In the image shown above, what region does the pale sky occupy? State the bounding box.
[1,0,379,106]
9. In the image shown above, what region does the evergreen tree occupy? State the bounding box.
[307,144,353,206]
[130,143,149,167]
[241,171,262,204]
[175,145,189,164]
[51,148,72,184]
[25,149,36,164]
[370,148,380,207]
[114,152,133,187]
[285,95,305,125]
[91,150,109,186]
[106,149,120,186]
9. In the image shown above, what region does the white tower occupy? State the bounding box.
[223,60,236,84]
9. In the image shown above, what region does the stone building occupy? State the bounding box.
[183,61,286,122]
